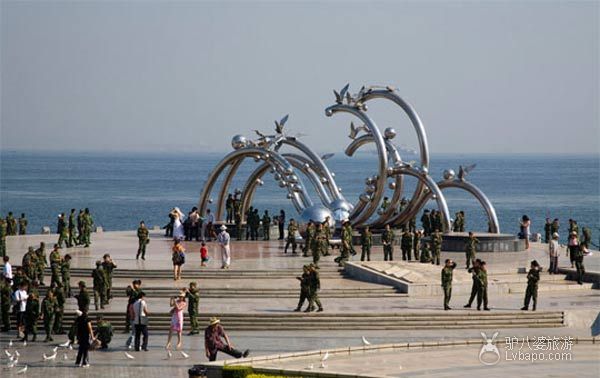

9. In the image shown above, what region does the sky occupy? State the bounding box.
[1,1,598,155]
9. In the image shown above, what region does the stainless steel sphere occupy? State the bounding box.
[359,193,371,203]
[443,169,456,180]
[278,181,287,188]
[299,205,334,225]
[231,135,248,150]
[388,181,396,190]
[256,178,264,186]
[290,183,302,193]
[329,198,353,213]
[273,173,282,181]
[287,174,299,184]
[384,127,397,140]
[365,184,376,194]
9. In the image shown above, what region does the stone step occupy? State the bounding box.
[508,282,594,293]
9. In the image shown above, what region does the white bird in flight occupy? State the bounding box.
[362,336,371,346]
[125,352,135,360]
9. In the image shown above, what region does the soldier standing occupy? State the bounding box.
[433,210,443,233]
[18,213,27,235]
[544,218,552,243]
[22,246,38,282]
[6,212,17,236]
[360,226,372,261]
[312,223,323,267]
[458,211,465,232]
[77,209,84,245]
[0,278,11,332]
[401,230,413,261]
[431,229,443,266]
[408,216,416,233]
[75,281,90,313]
[136,221,149,260]
[413,230,422,261]
[186,282,200,335]
[476,261,490,311]
[277,210,286,240]
[574,243,586,285]
[41,290,57,341]
[53,282,66,334]
[35,242,47,286]
[92,261,107,310]
[261,211,271,241]
[57,213,69,248]
[102,254,117,301]
[68,209,77,248]
[95,315,113,349]
[252,208,260,240]
[23,292,40,341]
[294,265,310,312]
[382,224,395,261]
[569,219,579,239]
[62,254,72,297]
[82,208,94,247]
[421,210,431,236]
[322,217,332,256]
[465,232,479,269]
[225,194,234,224]
[336,221,352,266]
[244,206,254,240]
[49,244,62,287]
[306,264,323,312]
[581,226,592,249]
[303,221,315,257]
[284,219,298,254]
[550,218,560,238]
[452,212,461,232]
[441,259,457,310]
[0,218,6,258]
[233,198,242,241]
[521,260,540,311]
[463,259,481,309]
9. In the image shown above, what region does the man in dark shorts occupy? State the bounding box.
[204,317,249,361]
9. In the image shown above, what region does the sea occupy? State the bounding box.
[0,151,598,245]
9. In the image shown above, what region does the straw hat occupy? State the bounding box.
[209,317,220,326]
[552,232,559,239]
[220,225,227,231]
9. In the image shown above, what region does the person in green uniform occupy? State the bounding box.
[465,232,479,269]
[22,246,38,282]
[49,244,62,287]
[303,221,315,257]
[92,261,107,310]
[568,219,579,239]
[581,226,592,249]
[95,315,113,349]
[40,289,57,341]
[322,217,332,256]
[0,218,6,258]
[6,212,17,236]
[421,210,431,236]
[252,208,260,240]
[75,281,90,313]
[431,229,443,266]
[68,209,77,248]
[550,218,559,238]
[52,282,66,334]
[312,223,323,267]
[82,208,94,247]
[284,219,298,254]
[234,199,242,241]
[185,282,200,335]
[306,264,323,312]
[381,197,390,211]
[476,260,490,311]
[463,259,481,309]
[335,221,352,266]
[360,226,372,261]
[124,280,141,335]
[225,193,234,224]
[0,277,11,332]
[23,292,40,341]
[57,213,69,248]
[544,218,552,243]
[458,211,465,232]
[102,254,117,302]
[452,212,461,232]
[441,259,457,310]
[401,230,413,261]
[521,260,540,311]
[382,224,395,261]
[136,221,150,260]
[12,267,30,291]
[18,213,27,235]
[62,254,72,298]
[244,206,254,240]
[77,209,84,245]
[434,210,443,233]
[413,230,422,261]
[35,242,47,286]
[261,210,271,241]
[574,243,586,285]
[294,265,310,312]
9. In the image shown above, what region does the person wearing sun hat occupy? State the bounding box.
[548,232,560,274]
[204,317,249,361]
[217,225,231,269]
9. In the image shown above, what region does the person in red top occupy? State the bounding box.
[200,242,209,267]
[204,317,249,361]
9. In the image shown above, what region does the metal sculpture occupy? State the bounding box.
[198,84,500,233]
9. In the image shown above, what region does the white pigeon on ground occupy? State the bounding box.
[59,340,70,347]
[362,336,371,346]
[321,351,329,362]
[180,351,189,359]
[320,362,327,369]
[68,345,73,350]
[17,365,27,374]
[306,364,314,370]
[4,349,11,357]
[53,346,58,352]
[43,352,57,361]
[63,353,69,360]
[9,340,13,347]
[22,340,27,347]
[14,350,20,357]
[7,358,17,368]
[166,350,172,359]
[124,352,135,359]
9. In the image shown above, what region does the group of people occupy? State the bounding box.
[0,212,28,257]
[545,217,591,285]
[57,208,95,248]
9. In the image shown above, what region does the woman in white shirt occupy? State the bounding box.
[548,232,560,274]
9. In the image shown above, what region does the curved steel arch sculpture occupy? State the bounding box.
[198,84,500,233]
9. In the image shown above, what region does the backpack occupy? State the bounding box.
[176,251,186,265]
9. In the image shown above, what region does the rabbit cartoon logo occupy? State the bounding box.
[479,332,501,366]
